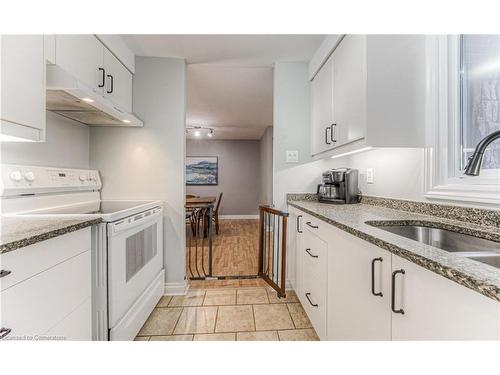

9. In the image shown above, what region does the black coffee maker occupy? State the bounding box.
[317,168,361,204]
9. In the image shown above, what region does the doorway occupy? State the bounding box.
[184,65,273,281]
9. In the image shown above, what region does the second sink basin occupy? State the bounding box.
[366,221,500,269]
[368,223,499,253]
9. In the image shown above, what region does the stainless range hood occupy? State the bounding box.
[46,65,143,127]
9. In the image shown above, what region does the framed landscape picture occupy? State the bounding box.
[186,156,218,185]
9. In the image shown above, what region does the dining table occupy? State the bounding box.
[185,196,217,206]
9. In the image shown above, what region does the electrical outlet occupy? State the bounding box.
[286,150,299,163]
[366,168,374,184]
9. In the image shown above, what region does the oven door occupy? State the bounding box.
[107,206,163,329]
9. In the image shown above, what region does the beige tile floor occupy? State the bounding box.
[135,287,319,341]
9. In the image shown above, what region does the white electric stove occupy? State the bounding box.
[1,164,165,341]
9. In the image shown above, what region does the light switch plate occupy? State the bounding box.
[366,168,374,184]
[286,150,299,163]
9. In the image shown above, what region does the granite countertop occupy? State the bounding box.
[0,215,102,254]
[287,198,500,302]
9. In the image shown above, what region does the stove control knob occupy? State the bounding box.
[9,171,22,182]
[24,171,35,182]
[79,174,87,182]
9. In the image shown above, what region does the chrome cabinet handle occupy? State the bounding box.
[305,248,318,258]
[305,221,318,229]
[0,270,11,278]
[98,67,105,88]
[371,258,383,297]
[330,123,337,143]
[296,215,303,233]
[325,126,331,145]
[305,293,318,307]
[0,328,12,339]
[391,269,405,314]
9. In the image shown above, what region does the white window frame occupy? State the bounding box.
[424,35,500,207]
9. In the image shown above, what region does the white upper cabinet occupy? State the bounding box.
[0,35,45,141]
[311,56,334,155]
[331,35,367,146]
[103,48,133,112]
[309,35,427,158]
[55,35,133,112]
[56,35,105,94]
[310,35,367,156]
[391,255,500,340]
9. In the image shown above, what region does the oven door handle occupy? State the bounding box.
[109,207,163,235]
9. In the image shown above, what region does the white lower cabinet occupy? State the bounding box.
[0,228,92,341]
[326,225,391,340]
[300,227,328,340]
[287,205,500,340]
[391,255,500,340]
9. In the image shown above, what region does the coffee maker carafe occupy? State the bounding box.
[317,168,361,204]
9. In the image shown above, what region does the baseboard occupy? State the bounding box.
[219,214,259,219]
[164,281,189,295]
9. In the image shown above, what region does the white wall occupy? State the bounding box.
[317,148,426,201]
[259,126,273,206]
[90,57,186,287]
[273,62,324,210]
[1,111,89,168]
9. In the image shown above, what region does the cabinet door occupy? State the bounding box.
[332,35,367,146]
[0,35,45,140]
[310,56,334,155]
[103,48,133,112]
[301,228,328,340]
[391,255,500,340]
[56,35,104,93]
[0,251,91,339]
[326,225,391,340]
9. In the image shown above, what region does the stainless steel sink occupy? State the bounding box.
[366,222,500,269]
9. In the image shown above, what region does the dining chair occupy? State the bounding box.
[212,192,223,235]
[186,194,197,199]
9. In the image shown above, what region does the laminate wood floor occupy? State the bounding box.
[186,219,259,278]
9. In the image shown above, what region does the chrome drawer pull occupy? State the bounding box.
[305,293,318,307]
[305,248,318,258]
[0,328,12,340]
[305,221,318,229]
[0,270,12,278]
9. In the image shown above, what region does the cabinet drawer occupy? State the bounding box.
[0,228,91,292]
[302,212,332,243]
[0,250,91,339]
[300,230,328,340]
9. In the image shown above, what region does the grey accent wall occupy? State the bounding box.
[259,126,273,205]
[186,139,261,215]
[1,111,90,168]
[90,57,186,286]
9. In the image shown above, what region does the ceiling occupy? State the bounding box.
[186,65,273,139]
[122,35,326,139]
